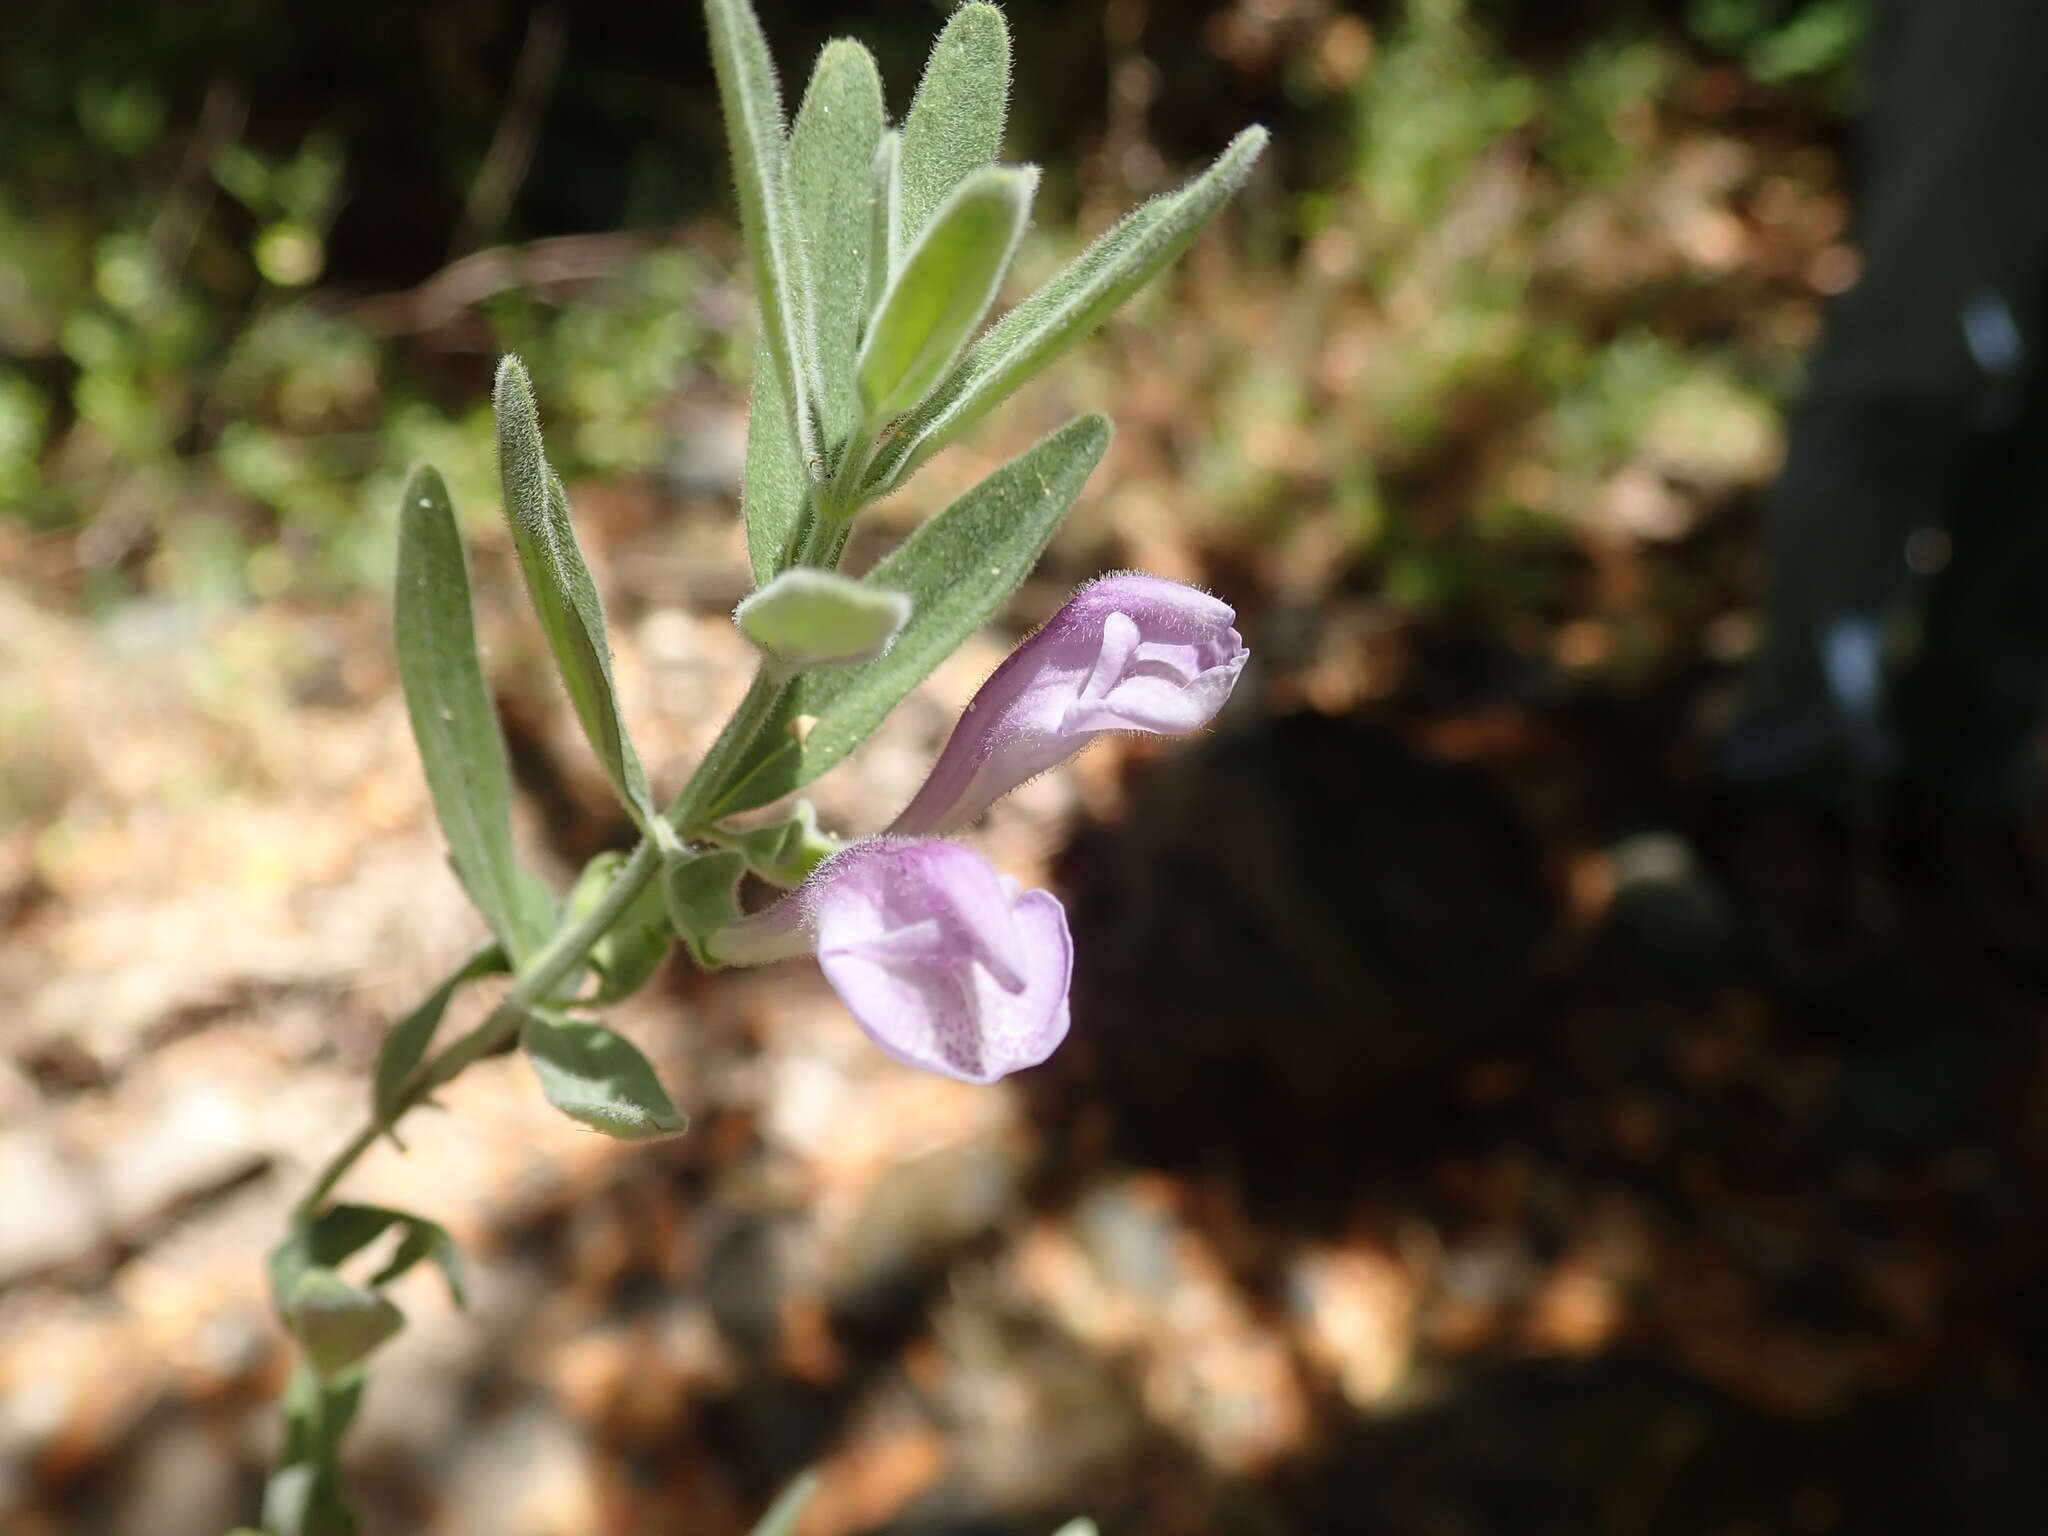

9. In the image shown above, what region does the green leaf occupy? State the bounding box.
[704,414,1110,819]
[588,860,676,1002]
[789,40,884,454]
[277,1358,365,1470]
[393,467,552,961]
[873,127,1267,493]
[741,347,807,589]
[736,568,911,669]
[706,0,820,468]
[871,129,904,302]
[493,356,656,828]
[366,1217,467,1306]
[521,1012,688,1141]
[663,848,748,967]
[271,1204,468,1315]
[268,1360,363,1535]
[748,1472,820,1536]
[898,3,1011,240]
[1050,1523,1100,1536]
[723,800,839,886]
[262,1460,356,1536]
[288,1268,404,1379]
[371,942,509,1136]
[858,165,1036,425]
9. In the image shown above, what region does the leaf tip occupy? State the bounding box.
[492,353,537,417]
[813,35,882,88]
[948,1,1011,44]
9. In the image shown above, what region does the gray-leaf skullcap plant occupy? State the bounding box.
[268,0,1265,1523]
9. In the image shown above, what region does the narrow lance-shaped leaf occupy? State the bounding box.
[858,165,1036,426]
[393,467,552,960]
[898,2,1011,240]
[706,0,820,468]
[494,356,657,829]
[872,126,1268,494]
[871,130,903,306]
[702,413,1111,819]
[742,345,807,587]
[371,942,508,1136]
[789,39,884,454]
[522,1011,688,1141]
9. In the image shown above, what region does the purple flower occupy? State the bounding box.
[889,573,1248,835]
[711,838,1071,1084]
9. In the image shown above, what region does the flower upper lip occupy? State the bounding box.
[888,573,1250,837]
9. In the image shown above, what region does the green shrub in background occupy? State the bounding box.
[0,95,727,603]
[1,0,1862,620]
[1176,0,1827,622]
[1688,0,1867,95]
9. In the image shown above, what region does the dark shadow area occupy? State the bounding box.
[1025,633,2048,1531]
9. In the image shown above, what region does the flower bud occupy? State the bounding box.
[890,573,1247,834]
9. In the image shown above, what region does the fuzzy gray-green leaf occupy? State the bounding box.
[703,413,1110,818]
[858,165,1035,425]
[494,356,655,828]
[899,3,1011,240]
[591,869,676,1002]
[394,467,551,960]
[566,849,670,1000]
[270,1204,468,1317]
[522,1012,688,1141]
[871,130,903,300]
[371,942,508,1134]
[743,345,807,586]
[707,0,820,468]
[288,1269,404,1379]
[790,39,884,453]
[874,127,1268,493]
[664,848,747,968]
[737,567,911,669]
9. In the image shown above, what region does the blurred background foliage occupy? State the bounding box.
[0,0,1860,612]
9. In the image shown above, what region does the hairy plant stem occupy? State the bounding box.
[789,429,880,568]
[294,663,790,1220]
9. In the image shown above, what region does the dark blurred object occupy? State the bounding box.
[1729,0,2048,813]
[1051,710,1552,1219]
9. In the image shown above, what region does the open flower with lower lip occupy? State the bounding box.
[711,573,1245,1082]
[716,837,1070,1083]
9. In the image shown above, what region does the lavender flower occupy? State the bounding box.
[713,838,1071,1084]
[890,573,1248,835]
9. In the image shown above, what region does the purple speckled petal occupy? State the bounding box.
[808,840,1072,1083]
[889,573,1248,836]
